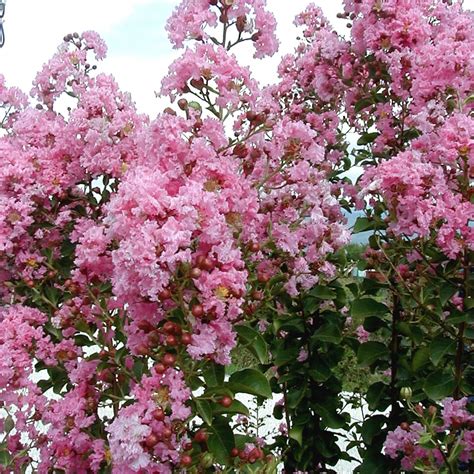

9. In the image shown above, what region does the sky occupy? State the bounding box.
[1,0,473,115]
[0,0,349,115]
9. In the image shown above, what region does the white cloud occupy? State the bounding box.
[0,0,169,92]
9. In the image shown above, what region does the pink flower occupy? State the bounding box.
[356,325,370,343]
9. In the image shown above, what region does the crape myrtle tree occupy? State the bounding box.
[0,0,472,473]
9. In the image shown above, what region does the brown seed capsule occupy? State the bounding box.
[158,288,172,300]
[236,15,246,33]
[190,267,202,279]
[178,98,188,110]
[190,78,205,90]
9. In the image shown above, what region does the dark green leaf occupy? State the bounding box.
[132,359,145,379]
[195,399,213,425]
[289,425,303,446]
[363,316,388,332]
[228,369,272,399]
[354,97,375,113]
[213,399,249,417]
[361,415,387,444]
[287,384,307,409]
[352,217,375,234]
[207,417,234,465]
[4,415,14,433]
[412,347,430,372]
[357,342,389,367]
[308,357,332,382]
[351,298,389,318]
[303,296,319,314]
[430,337,456,367]
[357,132,379,146]
[274,344,300,367]
[423,371,455,400]
[235,325,268,364]
[314,403,348,429]
[366,382,390,411]
[313,323,342,344]
[202,362,225,387]
[308,285,337,300]
[440,283,457,306]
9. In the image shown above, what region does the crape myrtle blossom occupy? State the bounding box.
[384,398,474,471]
[1,0,471,471]
[161,43,260,110]
[0,0,349,470]
[166,0,278,58]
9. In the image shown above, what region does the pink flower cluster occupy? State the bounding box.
[166,0,278,58]
[161,43,259,110]
[360,151,474,258]
[385,398,474,470]
[0,2,350,466]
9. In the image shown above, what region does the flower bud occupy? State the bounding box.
[236,16,246,33]
[400,387,412,400]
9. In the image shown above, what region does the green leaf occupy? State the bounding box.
[308,285,336,300]
[445,311,469,325]
[423,371,456,400]
[363,315,388,332]
[440,283,457,306]
[274,344,300,367]
[357,342,389,367]
[276,317,305,335]
[430,337,456,367]
[351,298,389,318]
[44,285,59,306]
[289,425,303,446]
[312,323,342,344]
[213,399,249,417]
[202,362,225,387]
[235,325,268,364]
[228,369,272,399]
[314,403,348,429]
[361,415,387,444]
[0,449,12,466]
[132,359,145,379]
[366,382,390,411]
[412,347,430,372]
[287,384,307,409]
[3,415,14,433]
[308,357,332,382]
[207,417,234,465]
[354,97,375,113]
[417,432,435,449]
[357,132,379,146]
[352,217,375,234]
[195,399,213,425]
[303,296,319,314]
